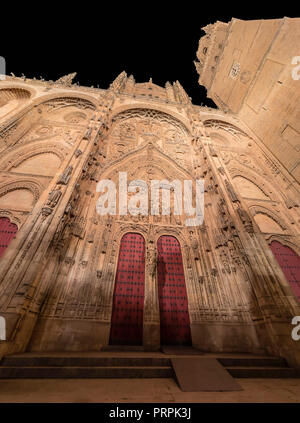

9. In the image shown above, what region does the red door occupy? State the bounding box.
[0,217,18,258]
[157,235,192,345]
[270,241,300,303]
[109,233,145,345]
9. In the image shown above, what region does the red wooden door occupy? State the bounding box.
[157,235,192,345]
[270,241,300,303]
[0,217,18,259]
[109,233,145,345]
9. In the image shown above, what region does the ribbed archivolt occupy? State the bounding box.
[0,88,31,107]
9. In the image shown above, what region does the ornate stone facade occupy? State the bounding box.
[0,65,299,368]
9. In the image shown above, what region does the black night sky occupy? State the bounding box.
[1,4,299,107]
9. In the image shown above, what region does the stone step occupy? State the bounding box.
[2,355,287,368]
[226,366,300,378]
[217,357,288,368]
[101,346,145,352]
[1,356,171,367]
[0,366,174,379]
[1,353,299,379]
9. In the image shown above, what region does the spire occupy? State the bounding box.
[109,71,127,92]
[173,80,191,104]
[55,72,77,86]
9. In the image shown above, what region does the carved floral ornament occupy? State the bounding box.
[63,111,88,123]
[41,97,96,113]
[112,224,189,259]
[0,95,97,167]
[99,147,193,187]
[104,108,194,170]
[265,235,300,257]
[0,93,96,138]
[112,108,190,135]
[203,119,250,139]
[0,210,22,228]
[0,86,31,104]
[229,62,241,79]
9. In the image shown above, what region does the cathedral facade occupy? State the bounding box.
[0,21,300,368]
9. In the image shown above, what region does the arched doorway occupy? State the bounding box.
[270,241,300,303]
[0,217,18,258]
[109,232,145,345]
[157,235,192,345]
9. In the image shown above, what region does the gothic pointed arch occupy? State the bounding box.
[36,93,98,112]
[232,175,271,201]
[0,179,42,211]
[248,205,288,234]
[203,119,251,145]
[111,105,192,135]
[0,93,97,162]
[100,138,195,182]
[0,141,68,172]
[266,235,300,259]
[228,166,277,202]
[0,211,21,229]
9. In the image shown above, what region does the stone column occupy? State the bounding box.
[143,240,160,350]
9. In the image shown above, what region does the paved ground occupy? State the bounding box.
[0,378,299,402]
[0,351,299,402]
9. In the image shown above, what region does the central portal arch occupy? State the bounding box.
[157,235,192,345]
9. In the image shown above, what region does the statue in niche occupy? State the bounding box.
[200,226,211,252]
[58,166,73,185]
[191,235,199,252]
[217,198,229,229]
[237,207,254,233]
[184,244,192,269]
[148,242,157,279]
[119,122,136,139]
[225,180,239,203]
[195,121,208,138]
[47,189,62,208]
[101,216,113,250]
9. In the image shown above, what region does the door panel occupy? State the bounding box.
[270,241,300,303]
[157,235,192,345]
[109,233,145,345]
[0,217,18,258]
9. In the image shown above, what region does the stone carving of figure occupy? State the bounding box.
[102,217,113,250]
[217,198,229,229]
[58,166,73,185]
[47,189,62,208]
[225,180,239,203]
[84,127,92,140]
[195,121,208,137]
[200,226,211,252]
[237,207,254,233]
[148,242,157,279]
